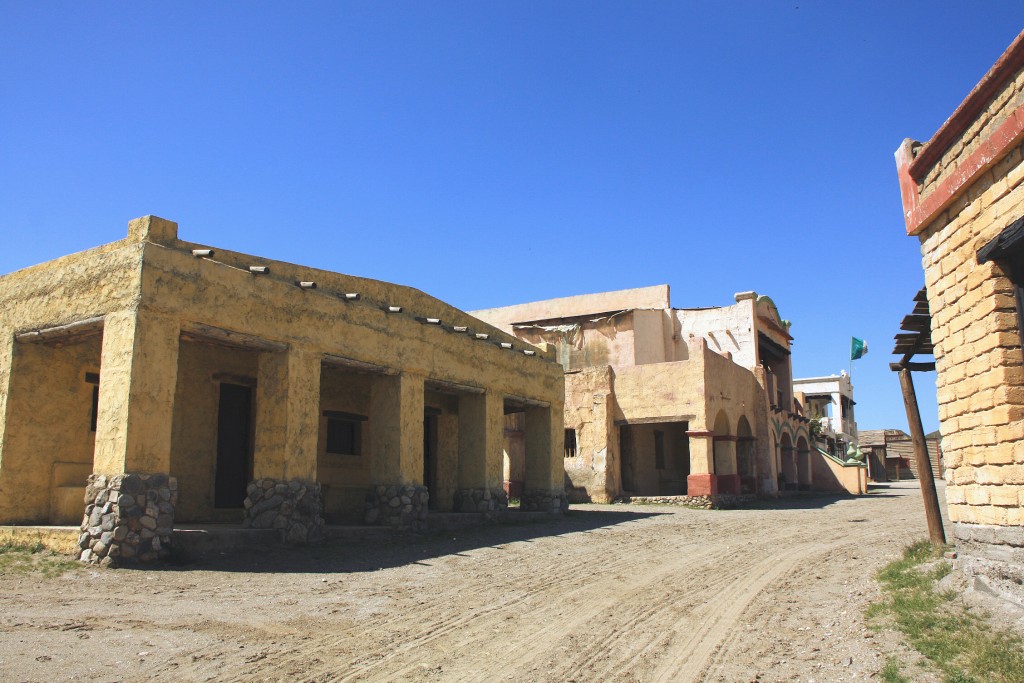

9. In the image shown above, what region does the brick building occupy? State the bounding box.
[895,30,1024,598]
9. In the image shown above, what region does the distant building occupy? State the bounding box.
[0,216,567,564]
[793,373,858,458]
[894,30,1024,597]
[472,286,867,503]
[858,429,943,482]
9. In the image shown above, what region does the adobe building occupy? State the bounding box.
[894,30,1024,598]
[0,215,566,564]
[472,286,863,503]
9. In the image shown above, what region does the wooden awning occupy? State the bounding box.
[890,289,935,372]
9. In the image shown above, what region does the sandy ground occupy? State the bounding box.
[0,481,943,683]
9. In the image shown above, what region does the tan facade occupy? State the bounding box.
[0,216,566,564]
[895,31,1024,594]
[472,287,829,502]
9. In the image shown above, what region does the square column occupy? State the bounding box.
[686,431,718,496]
[369,372,425,485]
[246,346,325,543]
[521,404,568,513]
[714,436,740,495]
[253,346,322,481]
[364,372,428,526]
[592,392,619,503]
[93,310,180,475]
[84,309,180,565]
[455,390,506,512]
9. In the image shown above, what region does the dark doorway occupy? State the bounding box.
[215,383,252,508]
[423,412,438,510]
[620,426,636,493]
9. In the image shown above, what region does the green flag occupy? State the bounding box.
[851,337,868,361]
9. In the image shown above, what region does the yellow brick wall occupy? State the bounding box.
[920,64,1024,195]
[918,106,1024,525]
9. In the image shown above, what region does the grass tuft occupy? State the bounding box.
[0,532,80,577]
[881,656,909,683]
[869,540,1024,683]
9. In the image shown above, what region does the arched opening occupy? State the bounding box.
[779,432,797,491]
[712,411,740,494]
[796,436,811,490]
[736,416,757,494]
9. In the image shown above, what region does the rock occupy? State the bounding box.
[286,524,307,544]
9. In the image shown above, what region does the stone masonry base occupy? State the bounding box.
[79,473,176,566]
[617,493,755,510]
[954,522,1024,607]
[365,484,429,527]
[454,488,509,514]
[243,479,324,544]
[520,489,569,513]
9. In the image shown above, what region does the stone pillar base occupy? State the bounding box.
[717,473,741,495]
[454,488,508,513]
[365,485,428,527]
[520,489,569,514]
[79,473,177,566]
[954,522,1024,606]
[243,479,324,543]
[687,473,718,497]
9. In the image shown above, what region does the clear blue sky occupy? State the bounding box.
[2,3,1021,435]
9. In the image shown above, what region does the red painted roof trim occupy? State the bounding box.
[898,103,1024,235]
[908,30,1024,182]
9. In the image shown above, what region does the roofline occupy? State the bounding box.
[896,31,1024,236]
[793,374,849,384]
[908,30,1024,182]
[470,285,671,326]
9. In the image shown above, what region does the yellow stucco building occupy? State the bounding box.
[0,216,566,564]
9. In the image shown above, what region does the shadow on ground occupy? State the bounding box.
[155,507,665,575]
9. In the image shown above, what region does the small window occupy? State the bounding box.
[326,417,361,455]
[654,430,665,470]
[564,428,577,458]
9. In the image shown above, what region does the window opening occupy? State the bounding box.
[564,428,577,458]
[324,411,366,456]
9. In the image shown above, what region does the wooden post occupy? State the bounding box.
[896,367,947,545]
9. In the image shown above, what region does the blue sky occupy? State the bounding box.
[2,3,1022,434]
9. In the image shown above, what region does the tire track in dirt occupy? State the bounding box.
[309,523,815,682]
[157,514,688,681]
[14,489,928,683]
[696,499,921,679]
[313,519,730,682]
[534,529,825,682]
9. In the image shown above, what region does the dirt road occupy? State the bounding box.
[0,481,940,682]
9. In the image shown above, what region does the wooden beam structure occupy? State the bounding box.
[891,288,947,546]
